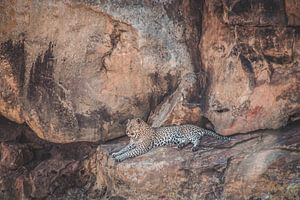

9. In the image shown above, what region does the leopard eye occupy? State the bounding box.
[136,118,141,124]
[129,132,135,137]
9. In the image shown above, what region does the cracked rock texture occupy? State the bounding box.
[1,1,300,198]
[1,0,299,143]
[201,0,300,135]
[0,0,201,143]
[0,116,299,199]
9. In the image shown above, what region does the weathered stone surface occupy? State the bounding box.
[0,0,200,143]
[98,123,300,199]
[285,0,300,26]
[0,115,300,200]
[0,39,26,124]
[223,0,287,26]
[148,73,202,127]
[1,1,300,199]
[0,119,99,200]
[29,159,80,199]
[1,0,299,142]
[0,114,299,199]
[201,0,300,135]
[0,142,33,170]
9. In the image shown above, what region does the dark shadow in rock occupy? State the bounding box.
[0,38,26,93]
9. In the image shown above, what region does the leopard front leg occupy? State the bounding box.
[111,143,136,158]
[114,145,152,162]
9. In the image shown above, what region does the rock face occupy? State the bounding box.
[98,125,300,199]
[0,116,299,200]
[0,0,201,143]
[1,1,300,199]
[0,0,299,143]
[201,0,300,135]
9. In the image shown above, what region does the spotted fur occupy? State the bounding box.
[112,118,231,162]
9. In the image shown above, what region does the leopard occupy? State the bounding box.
[111,118,232,162]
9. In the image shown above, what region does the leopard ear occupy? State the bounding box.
[126,119,130,125]
[136,118,141,124]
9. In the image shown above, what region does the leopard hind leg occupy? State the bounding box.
[191,136,202,152]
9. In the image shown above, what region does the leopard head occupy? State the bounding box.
[126,118,152,140]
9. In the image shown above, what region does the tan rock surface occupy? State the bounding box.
[148,73,202,127]
[201,0,300,135]
[0,0,200,143]
[1,0,299,143]
[1,1,300,199]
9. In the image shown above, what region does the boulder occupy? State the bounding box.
[201,0,300,135]
[0,0,201,143]
[1,0,299,143]
[84,122,300,199]
[29,159,80,199]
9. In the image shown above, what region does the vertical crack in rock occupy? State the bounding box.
[158,0,207,120]
[164,0,206,99]
[185,0,208,110]
[184,0,204,73]
[187,0,210,111]
[147,72,181,123]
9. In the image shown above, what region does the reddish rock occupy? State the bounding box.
[86,122,300,199]
[201,0,300,135]
[149,73,202,127]
[222,0,287,26]
[29,159,80,199]
[0,119,299,199]
[0,143,33,170]
[0,0,201,143]
[1,0,298,143]
[285,0,300,26]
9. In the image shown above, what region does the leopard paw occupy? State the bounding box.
[111,152,118,158]
[113,156,123,162]
[191,146,200,152]
[177,143,185,149]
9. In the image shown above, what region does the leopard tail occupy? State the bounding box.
[202,129,232,141]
